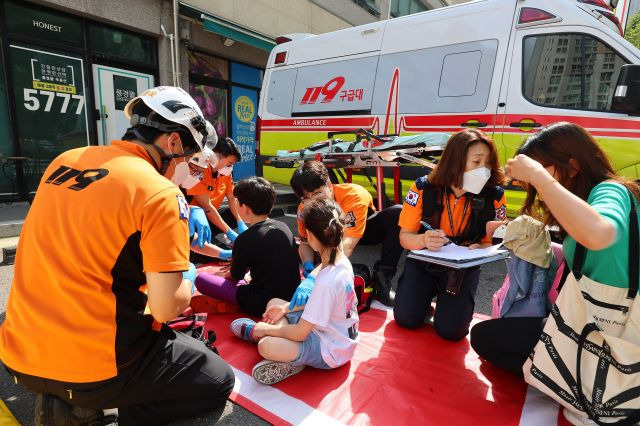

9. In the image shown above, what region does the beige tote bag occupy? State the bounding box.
[523,190,640,425]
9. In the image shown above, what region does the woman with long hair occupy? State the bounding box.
[470,122,640,424]
[394,129,507,341]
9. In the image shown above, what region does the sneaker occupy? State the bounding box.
[190,294,239,314]
[230,318,259,342]
[34,394,115,426]
[252,359,305,385]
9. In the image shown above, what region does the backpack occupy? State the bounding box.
[352,263,374,313]
[167,313,219,354]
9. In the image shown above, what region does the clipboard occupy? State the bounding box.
[407,243,509,269]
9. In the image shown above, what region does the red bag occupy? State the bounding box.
[167,314,219,354]
[352,263,374,313]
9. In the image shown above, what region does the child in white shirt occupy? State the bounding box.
[230,198,359,385]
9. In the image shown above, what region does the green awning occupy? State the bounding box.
[179,3,275,52]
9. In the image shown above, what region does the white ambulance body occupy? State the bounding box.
[258,0,640,214]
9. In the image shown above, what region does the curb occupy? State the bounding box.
[1,246,16,265]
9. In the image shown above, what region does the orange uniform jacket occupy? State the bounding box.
[0,141,190,383]
[187,167,233,210]
[398,181,507,244]
[297,183,375,240]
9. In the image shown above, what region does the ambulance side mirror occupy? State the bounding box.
[611,64,640,115]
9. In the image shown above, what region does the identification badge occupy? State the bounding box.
[405,190,420,206]
[177,195,190,220]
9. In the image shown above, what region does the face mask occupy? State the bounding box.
[218,166,233,176]
[462,167,491,194]
[181,173,201,189]
[170,160,190,186]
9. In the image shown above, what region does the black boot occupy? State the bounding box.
[372,261,396,307]
[34,394,115,426]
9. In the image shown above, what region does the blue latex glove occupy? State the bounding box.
[219,249,232,260]
[302,261,315,278]
[189,206,211,249]
[182,262,197,294]
[226,228,238,243]
[289,275,315,310]
[237,220,249,234]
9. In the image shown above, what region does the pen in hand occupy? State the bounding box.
[420,221,452,246]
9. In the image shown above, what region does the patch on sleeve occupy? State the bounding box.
[404,190,420,207]
[177,195,190,220]
[495,204,507,221]
[343,211,356,228]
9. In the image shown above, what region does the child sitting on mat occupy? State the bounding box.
[230,198,359,385]
[192,177,300,316]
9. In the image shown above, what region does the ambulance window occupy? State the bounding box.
[523,34,628,111]
[439,51,482,97]
[265,68,297,117]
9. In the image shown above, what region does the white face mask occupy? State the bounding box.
[181,170,203,189]
[462,167,491,194]
[218,166,233,176]
[170,161,190,186]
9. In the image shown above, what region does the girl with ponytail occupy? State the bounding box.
[229,198,360,385]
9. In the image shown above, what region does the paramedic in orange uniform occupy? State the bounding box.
[289,161,403,307]
[188,137,245,244]
[394,129,507,341]
[0,87,234,425]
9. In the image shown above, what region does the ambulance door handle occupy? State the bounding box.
[509,121,541,128]
[461,121,487,128]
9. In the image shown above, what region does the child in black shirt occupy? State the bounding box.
[193,177,301,316]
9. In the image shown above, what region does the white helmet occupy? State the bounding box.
[124,86,208,150]
[205,120,218,150]
[189,147,217,169]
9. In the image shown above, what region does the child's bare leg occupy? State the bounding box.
[258,337,301,362]
[266,298,290,325]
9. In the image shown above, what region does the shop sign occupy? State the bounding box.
[4,0,84,48]
[113,75,137,110]
[231,87,257,180]
[10,44,89,177]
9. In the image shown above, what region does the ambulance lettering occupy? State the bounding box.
[292,119,328,126]
[300,76,345,105]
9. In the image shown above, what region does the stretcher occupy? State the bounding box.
[265,129,450,210]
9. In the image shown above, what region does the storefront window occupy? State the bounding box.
[4,0,84,48]
[189,83,228,139]
[188,51,228,80]
[0,46,14,195]
[89,24,156,66]
[10,44,90,192]
[189,51,229,139]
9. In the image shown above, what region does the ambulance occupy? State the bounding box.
[257,0,640,216]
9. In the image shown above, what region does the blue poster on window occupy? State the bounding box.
[230,86,257,180]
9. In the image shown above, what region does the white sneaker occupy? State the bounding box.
[562,408,597,425]
[252,359,305,385]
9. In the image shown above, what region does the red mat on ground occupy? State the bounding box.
[197,263,569,425]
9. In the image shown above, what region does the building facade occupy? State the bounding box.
[0,0,463,198]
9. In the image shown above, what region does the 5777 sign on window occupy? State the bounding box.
[10,44,90,152]
[21,50,85,114]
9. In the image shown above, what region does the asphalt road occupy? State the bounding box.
[0,215,506,425]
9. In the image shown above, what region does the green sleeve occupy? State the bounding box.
[587,182,631,247]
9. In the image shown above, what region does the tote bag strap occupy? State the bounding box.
[571,189,639,299]
[576,323,640,426]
